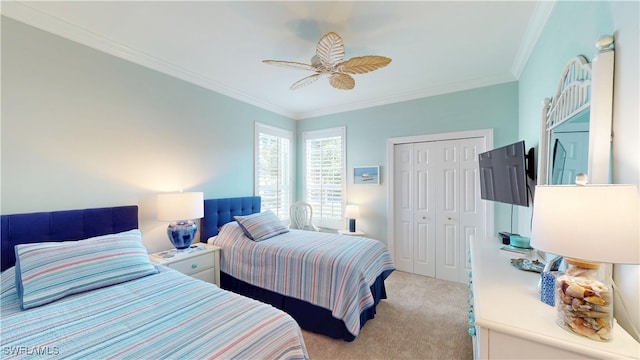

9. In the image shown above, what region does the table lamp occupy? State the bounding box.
[345,205,360,233]
[531,184,639,341]
[157,192,204,251]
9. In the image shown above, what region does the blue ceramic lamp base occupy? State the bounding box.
[348,219,356,232]
[167,220,197,250]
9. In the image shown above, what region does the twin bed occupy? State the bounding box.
[0,205,308,359]
[0,196,395,358]
[200,196,395,341]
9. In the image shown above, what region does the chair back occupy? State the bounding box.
[289,201,318,231]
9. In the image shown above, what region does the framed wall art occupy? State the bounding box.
[353,166,380,184]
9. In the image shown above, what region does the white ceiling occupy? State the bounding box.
[2,1,554,120]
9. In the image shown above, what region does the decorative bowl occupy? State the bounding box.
[510,235,531,249]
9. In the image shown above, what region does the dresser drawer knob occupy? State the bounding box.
[191,263,198,269]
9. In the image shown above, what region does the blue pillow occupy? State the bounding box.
[14,229,158,310]
[234,211,289,242]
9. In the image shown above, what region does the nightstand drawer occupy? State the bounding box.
[191,268,216,284]
[167,253,214,276]
[149,244,221,286]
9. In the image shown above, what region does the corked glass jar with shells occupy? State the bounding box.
[555,258,612,341]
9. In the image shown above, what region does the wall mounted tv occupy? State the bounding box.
[478,140,534,207]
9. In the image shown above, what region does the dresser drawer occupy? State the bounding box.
[167,253,214,276]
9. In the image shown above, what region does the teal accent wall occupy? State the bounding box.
[1,17,295,252]
[518,1,615,236]
[518,1,639,339]
[298,82,519,240]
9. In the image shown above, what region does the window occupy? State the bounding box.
[255,123,293,219]
[302,127,346,229]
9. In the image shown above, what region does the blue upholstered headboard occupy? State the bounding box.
[200,196,261,243]
[1,205,138,272]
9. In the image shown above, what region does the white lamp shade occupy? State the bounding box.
[157,192,204,221]
[345,205,360,219]
[531,185,639,264]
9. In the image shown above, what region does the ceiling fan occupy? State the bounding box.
[263,32,392,90]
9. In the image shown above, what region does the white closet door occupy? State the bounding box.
[394,143,414,273]
[413,142,436,277]
[435,140,460,282]
[393,135,486,283]
[459,138,485,281]
[435,138,485,283]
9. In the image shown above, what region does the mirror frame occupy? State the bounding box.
[538,35,615,185]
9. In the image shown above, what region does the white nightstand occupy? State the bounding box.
[338,229,366,236]
[149,243,221,286]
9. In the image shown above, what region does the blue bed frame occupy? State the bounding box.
[1,205,138,272]
[200,196,390,341]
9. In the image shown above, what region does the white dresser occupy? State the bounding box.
[469,238,639,359]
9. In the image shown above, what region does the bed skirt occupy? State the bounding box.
[220,269,394,341]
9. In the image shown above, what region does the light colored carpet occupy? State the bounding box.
[301,270,473,360]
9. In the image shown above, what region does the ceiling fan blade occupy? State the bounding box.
[290,73,322,90]
[262,60,317,72]
[329,73,355,90]
[316,32,345,67]
[336,56,392,74]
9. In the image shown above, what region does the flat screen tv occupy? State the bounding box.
[478,140,530,207]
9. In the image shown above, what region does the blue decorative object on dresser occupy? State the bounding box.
[540,271,557,306]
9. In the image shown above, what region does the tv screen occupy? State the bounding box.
[478,140,529,207]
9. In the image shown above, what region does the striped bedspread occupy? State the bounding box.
[210,222,395,337]
[0,265,308,359]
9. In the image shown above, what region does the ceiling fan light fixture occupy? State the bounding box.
[263,32,392,90]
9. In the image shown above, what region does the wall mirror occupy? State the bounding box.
[537,35,615,186]
[549,109,589,184]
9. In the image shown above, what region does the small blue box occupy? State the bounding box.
[541,271,557,306]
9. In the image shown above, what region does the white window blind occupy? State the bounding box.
[302,127,346,229]
[255,123,292,219]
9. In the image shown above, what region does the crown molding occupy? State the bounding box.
[294,73,517,120]
[1,1,296,119]
[511,0,556,78]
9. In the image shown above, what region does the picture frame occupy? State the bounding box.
[353,166,380,184]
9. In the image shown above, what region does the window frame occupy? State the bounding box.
[302,126,346,229]
[254,122,294,220]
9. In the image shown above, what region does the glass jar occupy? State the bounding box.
[555,258,613,341]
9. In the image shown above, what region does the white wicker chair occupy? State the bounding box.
[289,201,319,231]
